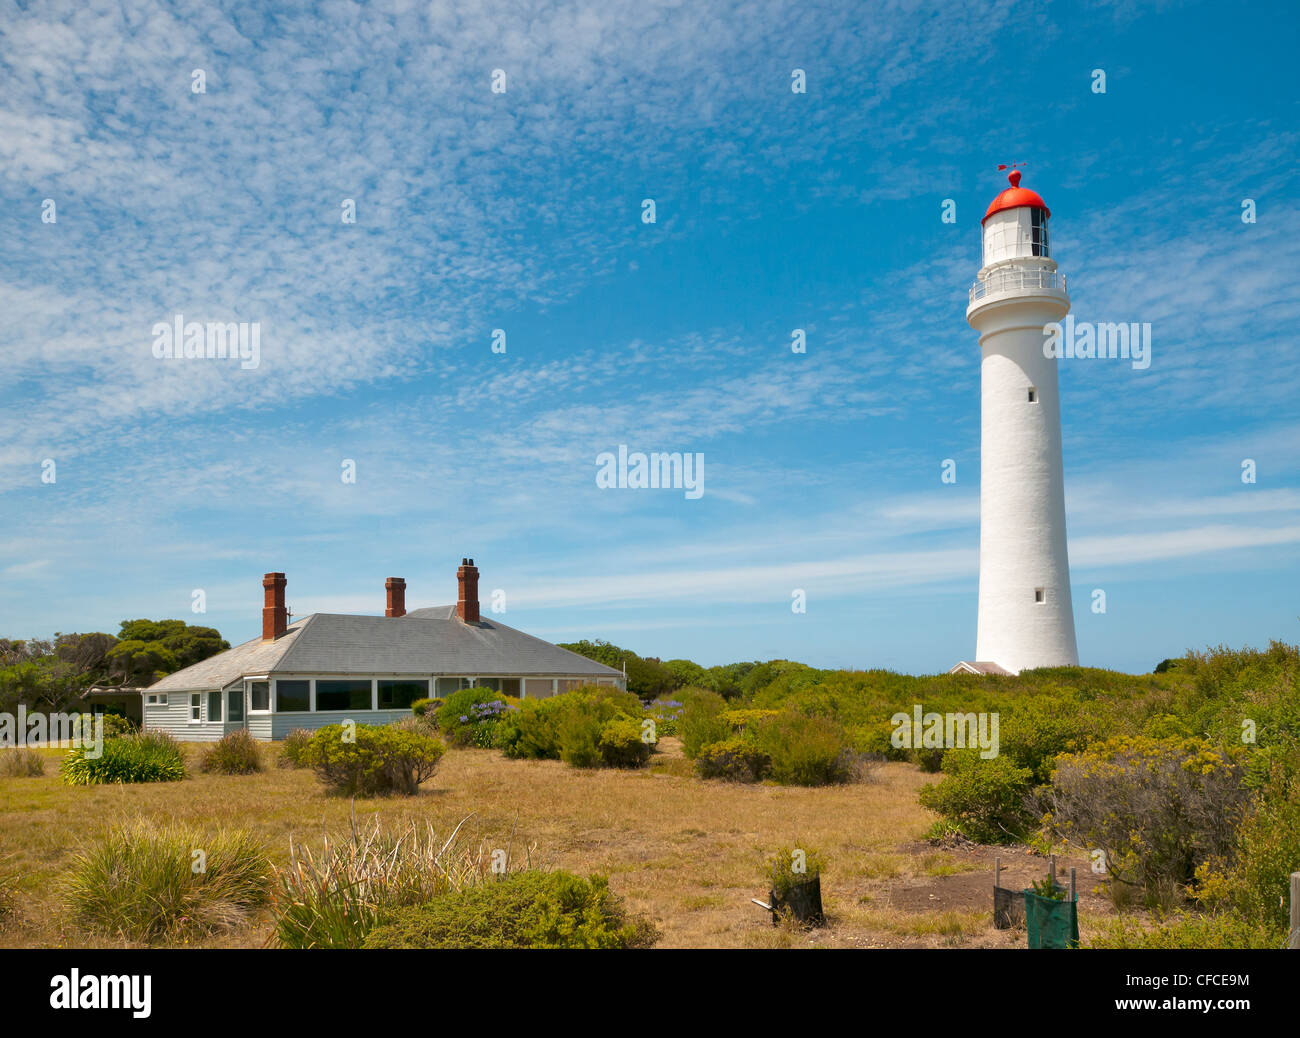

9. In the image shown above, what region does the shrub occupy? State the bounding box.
[65,821,271,942]
[273,816,499,949]
[696,737,771,782]
[0,747,45,777]
[1194,770,1300,933]
[277,728,313,769]
[597,717,651,768]
[497,697,563,760]
[497,690,647,769]
[200,729,263,775]
[558,709,603,768]
[998,699,1094,784]
[754,713,856,786]
[1088,912,1281,949]
[61,731,186,785]
[679,689,731,758]
[1044,736,1248,904]
[301,723,445,796]
[436,688,512,747]
[918,752,1035,844]
[362,870,659,949]
[411,697,440,719]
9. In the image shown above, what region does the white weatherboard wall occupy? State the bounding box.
[967,207,1079,674]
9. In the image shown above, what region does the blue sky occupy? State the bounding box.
[2,0,1297,675]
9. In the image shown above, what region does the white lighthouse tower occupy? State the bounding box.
[961,168,1078,675]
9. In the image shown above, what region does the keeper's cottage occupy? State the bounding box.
[142,559,625,741]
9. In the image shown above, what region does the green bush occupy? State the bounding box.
[918,752,1034,844]
[770,845,824,900]
[597,717,651,768]
[558,709,603,768]
[696,737,771,782]
[0,747,45,777]
[436,688,512,747]
[277,728,313,769]
[61,731,186,785]
[301,723,445,796]
[65,821,271,942]
[362,870,659,949]
[1088,912,1281,949]
[411,697,440,718]
[200,729,263,775]
[498,689,647,769]
[1194,771,1300,933]
[754,713,855,786]
[1044,736,1248,904]
[679,689,732,758]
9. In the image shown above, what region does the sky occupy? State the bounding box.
[2,0,1298,675]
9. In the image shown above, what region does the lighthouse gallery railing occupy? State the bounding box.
[969,268,1067,303]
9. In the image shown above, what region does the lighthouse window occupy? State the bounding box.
[1027,387,1037,403]
[1034,588,1046,604]
[1031,209,1049,257]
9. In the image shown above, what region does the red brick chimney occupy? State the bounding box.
[385,577,406,618]
[262,572,287,640]
[456,558,480,623]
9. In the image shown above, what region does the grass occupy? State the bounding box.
[64,819,272,943]
[0,738,1119,949]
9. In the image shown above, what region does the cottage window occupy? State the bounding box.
[276,680,310,712]
[378,679,428,709]
[316,679,373,711]
[208,690,223,722]
[190,693,202,722]
[145,693,168,706]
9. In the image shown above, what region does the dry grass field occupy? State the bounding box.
[0,738,1121,949]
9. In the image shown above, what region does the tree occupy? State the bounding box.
[105,619,228,685]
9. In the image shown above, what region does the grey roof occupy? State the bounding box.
[148,621,307,691]
[148,607,621,691]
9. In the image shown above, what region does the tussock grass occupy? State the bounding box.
[200,729,263,775]
[65,820,272,942]
[0,748,45,778]
[272,813,519,948]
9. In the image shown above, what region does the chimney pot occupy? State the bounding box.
[262,572,287,640]
[385,577,407,618]
[456,558,480,624]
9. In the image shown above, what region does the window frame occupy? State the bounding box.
[189,692,202,723]
[145,693,168,707]
[207,690,223,723]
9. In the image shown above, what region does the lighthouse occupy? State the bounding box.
[960,168,1079,675]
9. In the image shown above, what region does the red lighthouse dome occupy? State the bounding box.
[982,169,1050,224]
